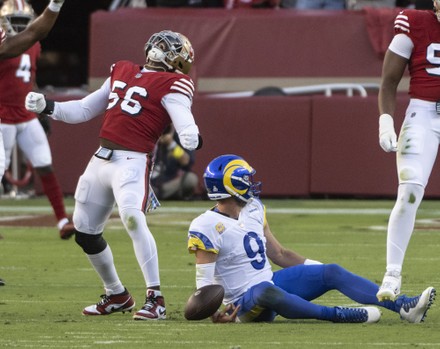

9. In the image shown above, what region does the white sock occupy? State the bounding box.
[87,245,125,295]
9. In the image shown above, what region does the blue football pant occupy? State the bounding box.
[235,264,400,322]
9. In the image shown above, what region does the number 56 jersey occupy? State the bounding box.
[187,199,273,305]
[100,60,195,154]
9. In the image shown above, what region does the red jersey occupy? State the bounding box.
[394,10,440,101]
[0,42,40,124]
[99,60,195,153]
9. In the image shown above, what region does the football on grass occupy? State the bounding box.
[184,284,224,320]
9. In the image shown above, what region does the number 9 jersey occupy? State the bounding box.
[187,199,273,305]
[392,9,440,102]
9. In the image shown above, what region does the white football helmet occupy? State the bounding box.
[0,0,35,36]
[144,30,194,74]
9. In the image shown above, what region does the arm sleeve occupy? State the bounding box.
[195,262,216,289]
[388,33,414,59]
[161,93,199,135]
[52,78,111,124]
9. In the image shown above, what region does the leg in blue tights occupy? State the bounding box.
[272,264,400,312]
[236,281,338,322]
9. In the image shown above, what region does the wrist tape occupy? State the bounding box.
[41,100,55,115]
[48,0,63,12]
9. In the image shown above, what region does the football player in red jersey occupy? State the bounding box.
[0,0,64,185]
[25,30,202,320]
[0,0,75,241]
[377,1,440,302]
[0,0,65,287]
[0,0,63,59]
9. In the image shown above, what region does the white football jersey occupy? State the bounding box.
[188,199,273,304]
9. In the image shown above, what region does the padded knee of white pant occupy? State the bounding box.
[398,183,424,206]
[118,192,139,209]
[72,207,108,234]
[120,207,146,232]
[398,166,418,182]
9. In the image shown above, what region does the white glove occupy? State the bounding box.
[25,92,47,114]
[48,0,65,12]
[379,114,398,152]
[178,125,199,150]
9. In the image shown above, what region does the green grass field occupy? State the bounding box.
[1,197,439,348]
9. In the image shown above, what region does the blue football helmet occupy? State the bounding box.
[203,154,261,203]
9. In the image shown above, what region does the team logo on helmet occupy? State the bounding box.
[204,154,261,203]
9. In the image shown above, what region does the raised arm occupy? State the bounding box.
[0,0,64,59]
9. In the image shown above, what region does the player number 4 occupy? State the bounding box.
[16,54,31,83]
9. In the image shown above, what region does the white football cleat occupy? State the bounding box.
[133,289,166,320]
[400,287,436,323]
[377,271,401,302]
[82,288,135,315]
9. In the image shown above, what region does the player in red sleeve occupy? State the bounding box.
[25,30,202,320]
[0,0,65,287]
[0,0,63,60]
[377,1,440,301]
[0,0,74,240]
[0,0,64,185]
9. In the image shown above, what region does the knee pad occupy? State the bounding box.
[75,232,107,254]
[322,263,345,286]
[119,207,146,232]
[397,183,424,206]
[398,166,419,182]
[254,282,283,307]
